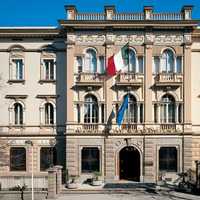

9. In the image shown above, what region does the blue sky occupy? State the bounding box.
[0,0,199,26]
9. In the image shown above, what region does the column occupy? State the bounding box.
[99,104,102,123]
[184,44,192,124]
[137,103,140,123]
[47,167,57,199]
[175,103,179,123]
[157,104,160,123]
[144,40,153,124]
[66,38,75,124]
[166,104,169,123]
[80,103,84,123]
[54,165,63,195]
[174,56,177,73]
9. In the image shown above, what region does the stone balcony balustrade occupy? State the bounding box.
[115,73,144,87]
[154,73,183,86]
[74,73,104,87]
[66,123,184,135]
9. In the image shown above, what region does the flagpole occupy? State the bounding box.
[127,42,130,127]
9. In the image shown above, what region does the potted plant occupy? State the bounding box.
[157,171,165,186]
[91,171,103,186]
[67,175,79,189]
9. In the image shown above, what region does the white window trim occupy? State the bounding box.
[41,58,56,81]
[9,58,25,81]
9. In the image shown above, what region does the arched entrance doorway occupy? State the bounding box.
[119,146,140,181]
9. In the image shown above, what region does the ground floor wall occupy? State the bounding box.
[66,135,194,184]
[0,135,65,189]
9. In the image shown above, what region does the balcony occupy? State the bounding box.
[74,73,104,87]
[115,73,143,87]
[66,123,105,134]
[160,123,183,133]
[154,73,183,87]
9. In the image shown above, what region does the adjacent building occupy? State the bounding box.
[0,5,200,188]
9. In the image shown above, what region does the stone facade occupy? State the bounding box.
[0,5,200,188]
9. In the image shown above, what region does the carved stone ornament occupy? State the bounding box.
[114,139,143,150]
[154,34,183,45]
[115,35,144,45]
[184,34,192,44]
[67,34,76,43]
[76,35,106,44]
[145,34,155,44]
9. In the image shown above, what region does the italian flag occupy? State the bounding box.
[106,43,129,76]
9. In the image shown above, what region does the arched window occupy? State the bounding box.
[84,95,98,123]
[124,94,137,123]
[14,103,23,125]
[161,49,174,73]
[45,103,54,125]
[128,50,136,72]
[160,94,175,123]
[85,49,97,73]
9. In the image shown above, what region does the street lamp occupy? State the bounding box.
[25,140,34,200]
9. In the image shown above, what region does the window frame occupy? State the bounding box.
[41,58,56,81]
[44,103,55,125]
[158,146,178,172]
[40,147,56,171]
[84,95,99,124]
[81,146,101,174]
[10,147,26,171]
[14,103,24,125]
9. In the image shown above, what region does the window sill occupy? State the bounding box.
[39,80,56,84]
[9,124,25,129]
[40,124,56,128]
[8,80,25,84]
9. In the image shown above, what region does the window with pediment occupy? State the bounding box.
[40,46,56,81]
[9,45,25,81]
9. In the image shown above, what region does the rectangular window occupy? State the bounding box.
[12,59,23,80]
[138,56,143,73]
[153,57,160,74]
[77,104,80,123]
[10,147,26,171]
[101,104,104,123]
[43,59,55,80]
[176,56,182,73]
[99,56,105,74]
[140,104,143,123]
[81,147,100,173]
[159,147,177,172]
[40,147,56,171]
[76,56,83,73]
[154,104,157,123]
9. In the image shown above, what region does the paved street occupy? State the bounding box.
[57,191,200,200]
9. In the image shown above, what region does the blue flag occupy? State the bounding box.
[117,95,129,126]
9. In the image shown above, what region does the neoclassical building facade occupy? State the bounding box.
[0,5,200,188]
